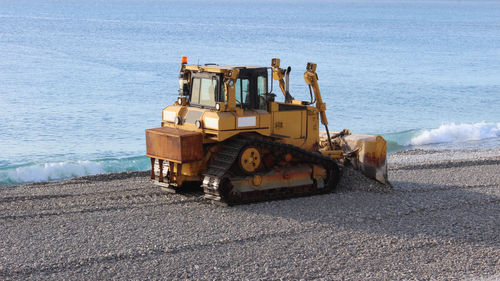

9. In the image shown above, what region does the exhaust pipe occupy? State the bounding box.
[285,66,293,102]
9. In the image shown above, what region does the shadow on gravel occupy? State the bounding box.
[0,198,201,221]
[76,171,150,182]
[5,171,151,188]
[0,187,151,204]
[391,158,500,171]
[233,180,500,248]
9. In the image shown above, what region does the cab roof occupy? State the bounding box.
[184,64,267,73]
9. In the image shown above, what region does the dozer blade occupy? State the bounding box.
[321,131,389,185]
[339,133,389,185]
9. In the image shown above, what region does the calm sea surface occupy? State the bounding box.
[1,0,499,185]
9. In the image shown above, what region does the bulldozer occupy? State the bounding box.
[145,57,388,205]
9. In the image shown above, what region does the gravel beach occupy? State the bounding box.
[1,149,499,280]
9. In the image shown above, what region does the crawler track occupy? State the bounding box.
[201,135,341,205]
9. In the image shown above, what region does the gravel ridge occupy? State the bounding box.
[1,149,499,280]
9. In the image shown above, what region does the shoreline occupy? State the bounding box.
[389,147,500,165]
[1,148,499,279]
[3,147,500,189]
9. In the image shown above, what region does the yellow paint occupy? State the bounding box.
[272,110,304,138]
[149,59,389,187]
[239,147,261,173]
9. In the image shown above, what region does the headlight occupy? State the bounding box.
[174,116,182,125]
[215,103,221,111]
[195,120,202,129]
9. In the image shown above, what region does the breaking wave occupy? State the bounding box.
[382,121,500,152]
[0,156,149,186]
[409,122,500,146]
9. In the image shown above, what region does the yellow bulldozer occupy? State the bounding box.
[145,57,388,205]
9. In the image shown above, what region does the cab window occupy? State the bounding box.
[190,76,218,107]
[191,78,201,105]
[235,78,250,107]
[257,75,267,110]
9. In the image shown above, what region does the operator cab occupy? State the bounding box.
[182,66,269,111]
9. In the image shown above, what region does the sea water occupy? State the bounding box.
[1,0,499,186]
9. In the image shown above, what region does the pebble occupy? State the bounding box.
[0,149,499,280]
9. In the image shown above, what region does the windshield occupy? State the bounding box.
[190,76,219,107]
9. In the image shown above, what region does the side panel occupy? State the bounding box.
[301,108,320,150]
[203,111,236,130]
[272,110,305,138]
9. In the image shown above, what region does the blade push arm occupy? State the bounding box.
[304,62,333,150]
[271,58,293,103]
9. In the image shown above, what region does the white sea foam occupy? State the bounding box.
[0,156,149,186]
[5,161,104,184]
[409,122,500,146]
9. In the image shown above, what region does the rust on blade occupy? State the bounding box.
[321,131,389,185]
[342,134,388,184]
